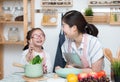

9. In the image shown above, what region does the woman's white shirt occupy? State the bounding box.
[61,34,104,67]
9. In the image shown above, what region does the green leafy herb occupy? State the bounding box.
[114,14,118,22]
[84,7,93,16]
[30,55,43,65]
[111,61,120,76]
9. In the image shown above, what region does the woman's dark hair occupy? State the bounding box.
[23,28,45,50]
[62,10,98,37]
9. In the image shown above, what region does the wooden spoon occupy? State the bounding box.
[116,47,120,59]
[103,48,113,63]
[12,62,24,68]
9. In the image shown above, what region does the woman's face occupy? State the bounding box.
[62,22,75,39]
[30,30,45,47]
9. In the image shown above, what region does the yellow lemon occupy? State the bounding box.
[67,73,78,82]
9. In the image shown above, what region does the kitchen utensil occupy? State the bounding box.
[13,62,43,78]
[23,75,48,82]
[55,68,82,78]
[116,47,120,59]
[103,48,113,63]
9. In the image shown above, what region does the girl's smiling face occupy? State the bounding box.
[30,29,45,47]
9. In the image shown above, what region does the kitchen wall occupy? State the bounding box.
[3,0,120,77]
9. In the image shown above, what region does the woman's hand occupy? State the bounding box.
[92,57,104,72]
[65,64,74,68]
[55,66,62,70]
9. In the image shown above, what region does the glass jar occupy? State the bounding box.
[8,27,19,42]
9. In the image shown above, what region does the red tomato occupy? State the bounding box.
[97,70,106,78]
[78,73,88,80]
[88,72,98,79]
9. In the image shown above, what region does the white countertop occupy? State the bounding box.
[0,72,114,82]
[0,72,66,82]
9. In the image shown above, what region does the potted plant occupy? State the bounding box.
[84,7,93,16]
[111,60,120,82]
[84,7,94,23]
[103,48,120,82]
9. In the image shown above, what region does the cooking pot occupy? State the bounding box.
[13,63,43,78]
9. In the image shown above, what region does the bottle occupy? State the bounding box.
[110,8,114,22]
[114,8,118,22]
[8,27,19,42]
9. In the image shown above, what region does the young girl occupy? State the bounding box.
[21,28,52,73]
[56,10,104,73]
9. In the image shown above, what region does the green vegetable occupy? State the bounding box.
[114,14,117,22]
[111,61,120,76]
[30,55,43,65]
[84,7,93,16]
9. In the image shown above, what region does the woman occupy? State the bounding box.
[56,10,104,73]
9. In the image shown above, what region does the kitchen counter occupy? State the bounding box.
[0,72,114,82]
[0,72,66,82]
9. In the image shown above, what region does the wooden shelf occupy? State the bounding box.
[88,4,120,6]
[109,22,120,25]
[0,41,24,45]
[84,13,120,25]
[84,13,109,24]
[0,21,23,24]
[0,0,31,79]
[88,0,120,25]
[41,0,73,7]
[0,21,31,25]
[88,0,120,6]
[41,14,57,26]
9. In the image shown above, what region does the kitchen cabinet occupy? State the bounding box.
[87,0,120,25]
[0,0,34,79]
[0,0,28,45]
[88,0,120,6]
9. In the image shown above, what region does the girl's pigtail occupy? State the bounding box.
[23,44,29,50]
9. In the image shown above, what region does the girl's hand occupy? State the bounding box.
[29,39,34,51]
[26,39,34,62]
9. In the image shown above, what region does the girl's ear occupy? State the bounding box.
[28,40,30,44]
[28,39,32,44]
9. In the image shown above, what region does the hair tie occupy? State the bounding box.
[84,23,92,34]
[85,25,88,29]
[84,23,88,32]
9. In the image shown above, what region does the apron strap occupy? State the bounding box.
[80,34,89,68]
[67,34,89,68]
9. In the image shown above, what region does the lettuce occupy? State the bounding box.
[30,55,43,65]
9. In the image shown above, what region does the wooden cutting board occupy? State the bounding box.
[23,75,48,82]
